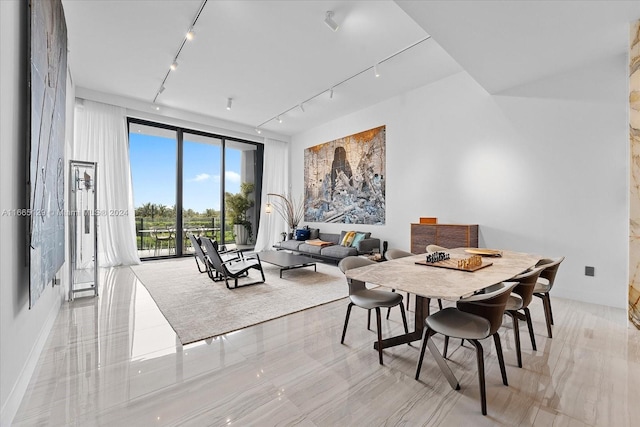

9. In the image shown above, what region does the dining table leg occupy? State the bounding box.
[373,295,430,350]
[372,295,461,390]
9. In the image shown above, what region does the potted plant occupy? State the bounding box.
[225,182,254,245]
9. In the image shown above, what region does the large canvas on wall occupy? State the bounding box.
[304,126,386,224]
[29,0,67,308]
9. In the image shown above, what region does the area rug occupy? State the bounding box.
[131,257,348,345]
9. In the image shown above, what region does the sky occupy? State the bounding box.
[129,133,242,214]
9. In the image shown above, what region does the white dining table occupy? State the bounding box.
[345,248,541,389]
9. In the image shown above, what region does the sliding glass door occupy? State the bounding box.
[182,133,222,254]
[128,118,262,260]
[129,123,177,259]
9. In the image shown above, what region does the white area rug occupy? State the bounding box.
[131,257,347,345]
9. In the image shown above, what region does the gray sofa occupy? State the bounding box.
[276,230,380,262]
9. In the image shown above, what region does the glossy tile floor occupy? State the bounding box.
[13,264,640,426]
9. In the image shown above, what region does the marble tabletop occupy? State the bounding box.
[346,248,541,301]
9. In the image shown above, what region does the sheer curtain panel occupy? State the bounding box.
[254,138,290,252]
[73,99,140,266]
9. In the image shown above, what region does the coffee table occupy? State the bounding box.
[258,251,317,278]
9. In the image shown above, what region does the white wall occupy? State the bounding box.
[291,68,628,308]
[0,1,71,423]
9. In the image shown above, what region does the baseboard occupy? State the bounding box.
[0,292,63,426]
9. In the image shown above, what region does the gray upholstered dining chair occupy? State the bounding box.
[338,256,409,365]
[532,257,565,338]
[503,267,544,368]
[384,248,415,319]
[426,244,448,253]
[415,282,516,416]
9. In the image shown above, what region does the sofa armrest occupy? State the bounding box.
[355,238,380,254]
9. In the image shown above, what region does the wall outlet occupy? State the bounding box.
[585,266,595,277]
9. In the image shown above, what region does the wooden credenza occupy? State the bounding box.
[410,223,478,254]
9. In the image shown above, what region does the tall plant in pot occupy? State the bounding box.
[225,182,254,245]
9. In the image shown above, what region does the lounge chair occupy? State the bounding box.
[201,237,265,289]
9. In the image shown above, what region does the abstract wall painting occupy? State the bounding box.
[304,126,385,224]
[29,0,67,308]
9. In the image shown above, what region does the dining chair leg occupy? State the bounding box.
[493,333,508,386]
[544,294,553,337]
[506,311,522,368]
[375,307,383,365]
[386,289,397,319]
[399,302,409,336]
[468,339,487,416]
[415,327,431,380]
[547,294,554,325]
[443,336,450,358]
[437,299,443,310]
[341,303,354,344]
[524,307,537,351]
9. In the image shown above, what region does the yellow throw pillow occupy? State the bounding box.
[341,231,356,246]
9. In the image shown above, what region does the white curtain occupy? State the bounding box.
[254,138,290,252]
[73,99,140,266]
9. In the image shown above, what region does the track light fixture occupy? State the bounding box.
[226,98,232,110]
[255,127,262,134]
[153,0,207,104]
[253,36,432,132]
[324,11,339,32]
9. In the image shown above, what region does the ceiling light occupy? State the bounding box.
[324,11,338,31]
[155,106,160,111]
[374,63,380,78]
[170,61,178,71]
[277,116,282,123]
[226,98,232,110]
[158,85,166,94]
[255,128,262,134]
[186,29,195,40]
[329,88,334,99]
[300,104,305,113]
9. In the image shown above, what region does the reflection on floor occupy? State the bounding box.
[12,265,640,426]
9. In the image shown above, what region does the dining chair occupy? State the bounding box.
[201,237,265,289]
[532,256,565,338]
[151,228,175,256]
[503,267,544,368]
[415,282,516,415]
[384,248,414,319]
[426,244,448,253]
[338,256,409,365]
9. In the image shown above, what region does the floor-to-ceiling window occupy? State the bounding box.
[128,118,263,259]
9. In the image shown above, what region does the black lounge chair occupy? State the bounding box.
[201,237,265,289]
[188,233,243,281]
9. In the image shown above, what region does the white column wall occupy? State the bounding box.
[291,70,628,308]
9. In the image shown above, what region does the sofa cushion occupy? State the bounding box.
[280,240,302,251]
[321,244,357,259]
[319,233,340,244]
[297,243,322,255]
[351,232,366,247]
[309,228,320,240]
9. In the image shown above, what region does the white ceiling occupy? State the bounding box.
[62,1,640,137]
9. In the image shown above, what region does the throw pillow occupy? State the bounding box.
[309,228,320,240]
[350,232,366,248]
[296,229,311,241]
[341,231,356,246]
